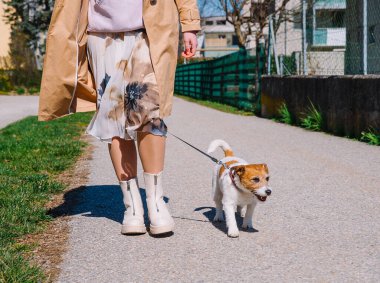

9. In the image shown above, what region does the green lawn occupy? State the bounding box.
[0,112,93,282]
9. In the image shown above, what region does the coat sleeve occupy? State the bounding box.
[174,0,201,32]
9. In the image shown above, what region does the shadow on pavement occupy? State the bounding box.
[47,185,257,236]
[48,185,170,227]
[194,206,259,234]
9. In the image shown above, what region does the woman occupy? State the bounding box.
[38,0,201,235]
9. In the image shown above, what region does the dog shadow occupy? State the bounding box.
[48,185,171,237]
[194,206,259,234]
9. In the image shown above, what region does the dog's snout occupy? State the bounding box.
[265,189,272,196]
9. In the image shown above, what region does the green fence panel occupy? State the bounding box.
[174,47,264,112]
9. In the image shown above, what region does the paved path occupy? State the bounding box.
[0,95,39,128]
[54,97,379,282]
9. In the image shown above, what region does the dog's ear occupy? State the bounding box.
[262,164,269,173]
[234,166,245,176]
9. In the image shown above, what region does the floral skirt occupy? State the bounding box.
[85,29,167,143]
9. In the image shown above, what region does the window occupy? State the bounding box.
[205,21,213,25]
[218,35,226,39]
[369,25,376,44]
[232,35,239,45]
[216,20,226,25]
[316,10,345,28]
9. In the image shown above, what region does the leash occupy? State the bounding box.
[167,130,244,192]
[167,130,226,167]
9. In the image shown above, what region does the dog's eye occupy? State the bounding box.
[266,176,270,181]
[252,177,260,183]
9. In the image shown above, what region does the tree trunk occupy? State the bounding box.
[234,23,246,48]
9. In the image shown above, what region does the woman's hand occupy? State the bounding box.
[181,31,198,58]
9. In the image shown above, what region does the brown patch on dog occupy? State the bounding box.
[219,160,239,177]
[16,135,94,282]
[233,164,269,192]
[224,149,234,157]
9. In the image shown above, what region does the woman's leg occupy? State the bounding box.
[108,137,138,181]
[136,132,166,173]
[109,137,146,234]
[137,132,174,234]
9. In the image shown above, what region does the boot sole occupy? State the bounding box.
[121,225,147,235]
[149,222,174,235]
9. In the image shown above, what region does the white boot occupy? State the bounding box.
[119,178,146,235]
[143,171,174,234]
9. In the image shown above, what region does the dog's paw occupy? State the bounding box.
[227,227,240,238]
[213,213,225,222]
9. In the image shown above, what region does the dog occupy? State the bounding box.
[207,139,272,238]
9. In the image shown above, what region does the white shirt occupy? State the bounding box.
[88,0,144,32]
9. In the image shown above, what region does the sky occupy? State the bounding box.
[197,0,226,17]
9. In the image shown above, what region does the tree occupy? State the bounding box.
[199,0,299,48]
[198,0,301,111]
[3,0,53,53]
[2,0,53,87]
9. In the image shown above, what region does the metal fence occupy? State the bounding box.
[174,47,265,112]
[268,0,380,75]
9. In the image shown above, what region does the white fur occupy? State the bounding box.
[208,139,271,238]
[207,139,232,154]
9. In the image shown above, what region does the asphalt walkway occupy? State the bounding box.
[1,95,378,282]
[54,97,380,282]
[0,95,39,128]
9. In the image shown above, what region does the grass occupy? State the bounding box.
[175,94,255,116]
[275,101,378,146]
[277,103,293,125]
[0,112,93,282]
[360,128,380,145]
[300,101,323,131]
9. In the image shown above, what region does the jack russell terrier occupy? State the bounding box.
[207,139,272,238]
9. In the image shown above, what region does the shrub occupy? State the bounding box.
[16,87,25,95]
[301,101,323,131]
[360,128,380,145]
[0,70,13,92]
[28,87,40,94]
[278,103,293,124]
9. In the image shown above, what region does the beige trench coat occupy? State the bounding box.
[38,0,201,121]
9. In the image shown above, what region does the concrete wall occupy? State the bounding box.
[261,75,380,137]
[308,50,345,75]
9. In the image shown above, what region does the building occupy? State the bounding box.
[274,0,346,75]
[345,0,380,74]
[0,1,11,68]
[198,16,240,58]
[310,0,346,47]
[306,0,346,75]
[199,0,346,74]
[274,0,303,56]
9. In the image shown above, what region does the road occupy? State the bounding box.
[0,95,39,128]
[54,97,380,282]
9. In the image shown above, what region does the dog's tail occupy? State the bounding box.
[207,139,234,157]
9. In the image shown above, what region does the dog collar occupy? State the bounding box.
[228,167,245,193]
